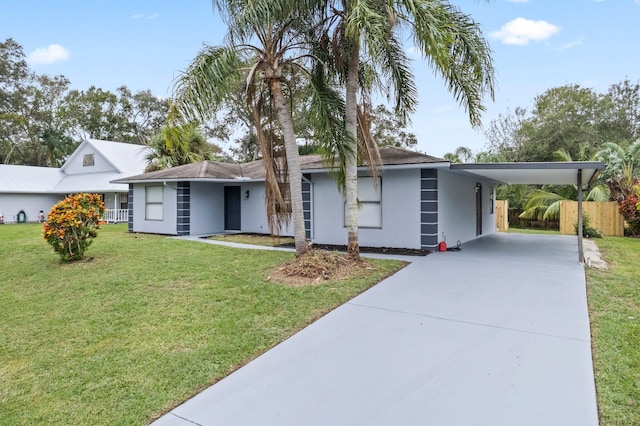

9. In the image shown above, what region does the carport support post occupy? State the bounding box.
[577,169,584,263]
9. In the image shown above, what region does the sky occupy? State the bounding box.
[1,0,640,157]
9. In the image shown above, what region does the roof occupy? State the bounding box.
[449,162,605,186]
[0,165,62,193]
[113,146,447,183]
[61,139,149,175]
[1,139,148,194]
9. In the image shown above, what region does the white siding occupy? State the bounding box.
[131,183,177,234]
[438,171,496,245]
[63,144,117,175]
[0,194,64,223]
[311,169,421,249]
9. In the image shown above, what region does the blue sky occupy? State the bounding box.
[2,0,639,157]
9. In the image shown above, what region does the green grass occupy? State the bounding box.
[209,233,295,247]
[503,227,561,235]
[0,224,404,425]
[586,237,640,425]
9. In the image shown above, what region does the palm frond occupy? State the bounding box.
[587,184,610,202]
[406,0,495,128]
[169,45,245,125]
[519,189,567,220]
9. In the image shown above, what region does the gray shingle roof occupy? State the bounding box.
[113,146,445,183]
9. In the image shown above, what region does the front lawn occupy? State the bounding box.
[0,224,404,425]
[209,233,294,247]
[586,237,640,425]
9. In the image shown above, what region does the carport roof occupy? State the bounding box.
[449,161,604,186]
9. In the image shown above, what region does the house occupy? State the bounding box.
[0,139,148,223]
[111,147,496,250]
[114,145,604,253]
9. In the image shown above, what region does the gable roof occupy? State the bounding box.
[113,146,447,183]
[60,139,149,175]
[1,139,149,194]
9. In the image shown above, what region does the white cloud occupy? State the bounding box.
[490,17,560,45]
[132,12,159,20]
[27,44,70,65]
[558,37,584,50]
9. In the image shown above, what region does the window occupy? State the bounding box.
[345,177,382,228]
[83,154,95,166]
[120,193,129,210]
[145,186,163,220]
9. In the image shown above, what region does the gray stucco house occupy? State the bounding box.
[113,146,501,251]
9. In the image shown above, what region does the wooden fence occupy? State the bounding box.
[559,201,624,236]
[495,200,509,231]
[495,200,624,236]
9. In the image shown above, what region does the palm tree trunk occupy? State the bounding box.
[345,46,360,259]
[270,79,308,256]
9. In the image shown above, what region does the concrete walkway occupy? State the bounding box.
[153,233,598,426]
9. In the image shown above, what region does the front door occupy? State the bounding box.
[224,186,241,230]
[475,182,482,236]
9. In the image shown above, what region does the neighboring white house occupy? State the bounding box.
[113,146,501,250]
[0,139,148,223]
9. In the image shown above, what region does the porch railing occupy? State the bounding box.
[103,209,129,223]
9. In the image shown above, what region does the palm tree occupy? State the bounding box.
[145,124,222,172]
[315,0,495,258]
[443,146,475,163]
[169,0,344,256]
[595,139,640,200]
[519,148,609,221]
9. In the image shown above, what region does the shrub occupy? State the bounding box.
[43,193,105,262]
[574,214,603,239]
[618,185,640,236]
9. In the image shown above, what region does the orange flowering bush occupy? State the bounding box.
[43,193,105,262]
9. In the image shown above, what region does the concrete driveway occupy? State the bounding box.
[152,232,598,426]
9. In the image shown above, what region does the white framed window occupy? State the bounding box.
[145,186,163,220]
[344,177,382,229]
[83,153,95,166]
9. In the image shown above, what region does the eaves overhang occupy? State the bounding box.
[449,161,605,186]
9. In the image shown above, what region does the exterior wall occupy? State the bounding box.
[438,171,496,245]
[190,182,224,235]
[310,169,422,249]
[239,182,294,236]
[0,193,64,223]
[63,143,116,175]
[131,183,177,234]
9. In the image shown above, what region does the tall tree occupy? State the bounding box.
[483,107,527,162]
[486,82,640,163]
[169,0,345,256]
[59,85,168,144]
[0,39,75,166]
[369,104,417,148]
[316,0,495,258]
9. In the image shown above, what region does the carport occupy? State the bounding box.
[449,161,605,262]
